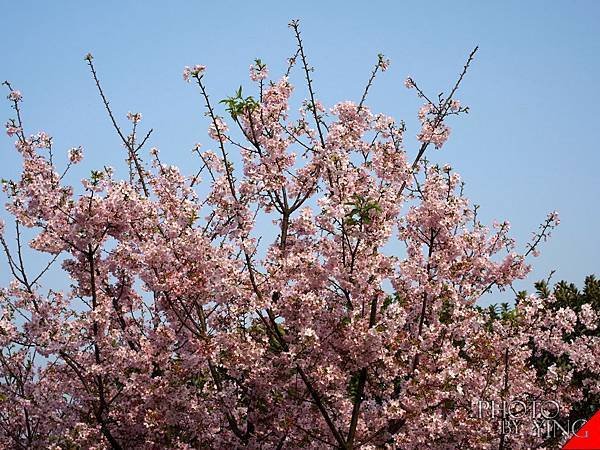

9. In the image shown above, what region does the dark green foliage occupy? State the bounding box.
[475,301,518,332]
[347,371,361,403]
[439,298,454,325]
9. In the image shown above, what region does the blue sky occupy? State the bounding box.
[1,1,599,301]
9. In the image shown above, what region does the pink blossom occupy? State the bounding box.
[208,116,228,142]
[249,59,269,81]
[415,103,451,148]
[5,123,20,137]
[182,64,206,82]
[377,53,391,71]
[580,304,597,330]
[417,121,450,148]
[35,131,52,148]
[126,111,142,124]
[7,90,22,102]
[68,146,84,164]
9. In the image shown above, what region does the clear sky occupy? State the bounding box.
[1,1,599,302]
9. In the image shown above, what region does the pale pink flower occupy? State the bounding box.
[5,123,20,137]
[208,117,228,142]
[249,59,269,81]
[68,146,83,164]
[126,112,142,124]
[182,64,206,82]
[580,304,597,330]
[36,131,52,148]
[378,54,390,72]
[548,210,560,225]
[7,90,22,102]
[450,99,461,111]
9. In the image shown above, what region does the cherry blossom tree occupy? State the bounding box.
[0,21,597,449]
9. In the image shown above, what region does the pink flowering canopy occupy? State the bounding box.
[0,21,597,449]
